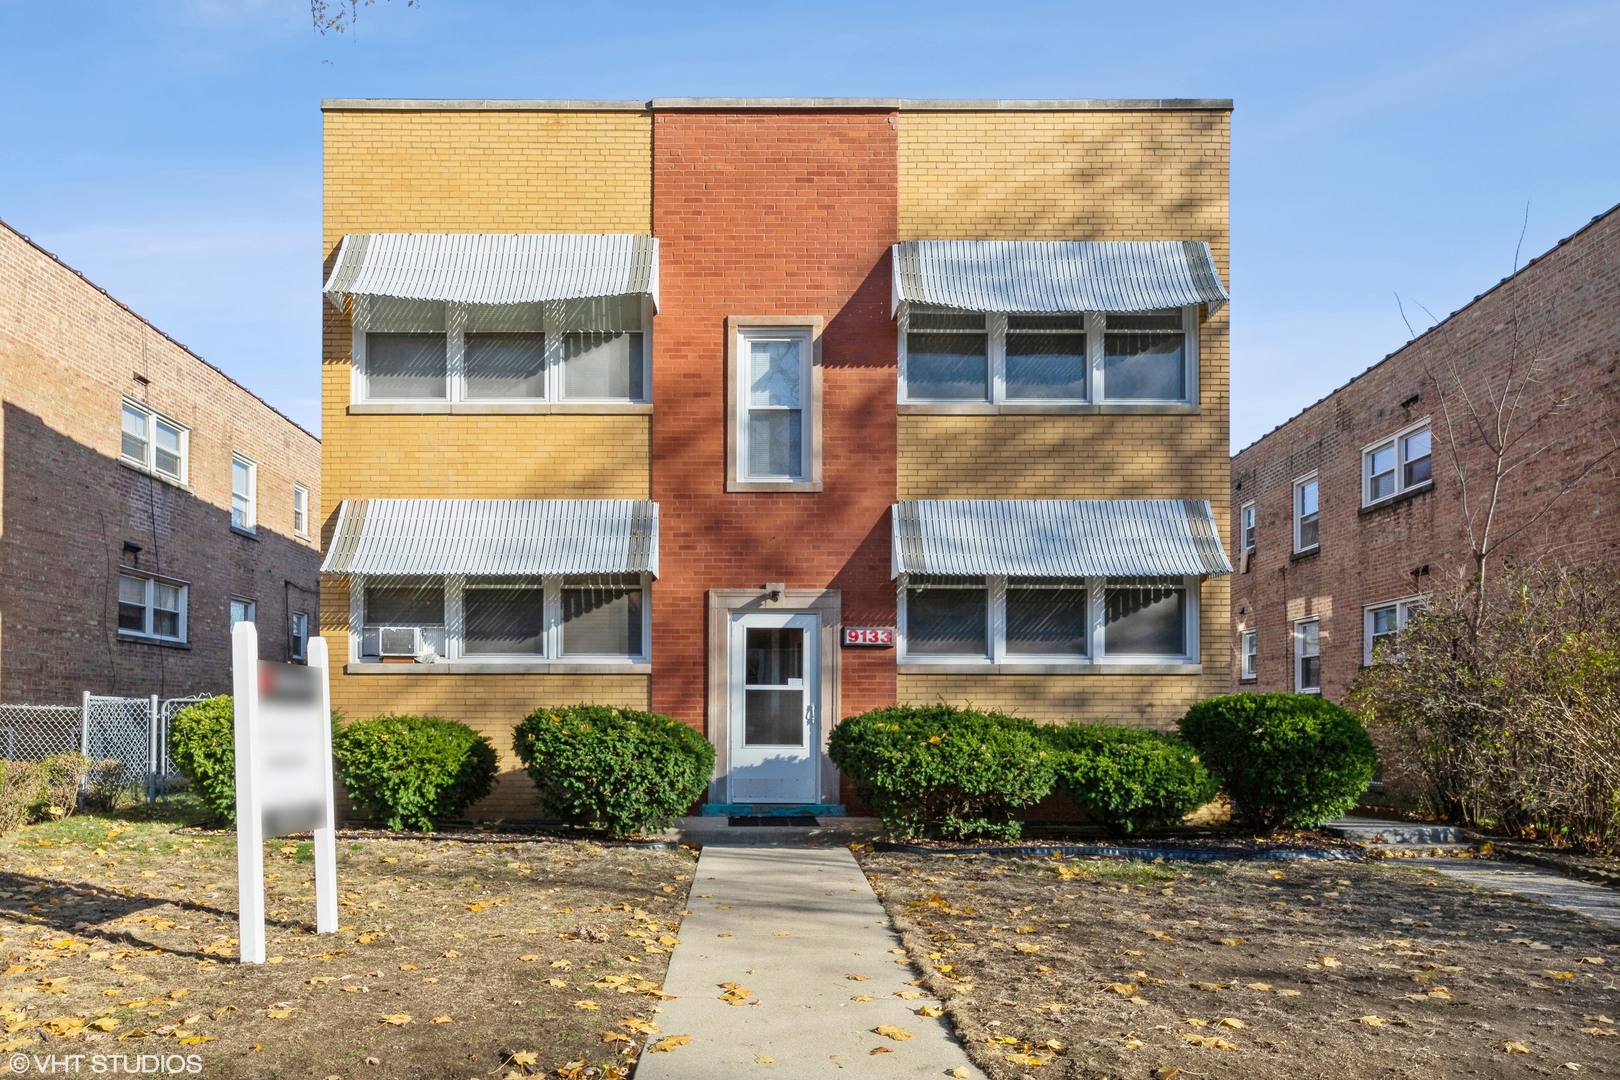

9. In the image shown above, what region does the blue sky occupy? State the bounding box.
[3,0,1616,449]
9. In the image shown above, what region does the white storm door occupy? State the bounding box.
[727,611,819,804]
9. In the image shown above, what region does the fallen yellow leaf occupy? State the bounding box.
[651,1035,691,1053]
[378,1014,411,1026]
[874,1025,913,1041]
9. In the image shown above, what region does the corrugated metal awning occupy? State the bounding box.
[321,499,659,577]
[891,240,1228,315]
[892,499,1232,578]
[323,233,660,310]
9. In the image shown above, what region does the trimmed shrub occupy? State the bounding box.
[1043,724,1218,835]
[82,759,127,813]
[168,695,238,825]
[829,705,1057,840]
[1179,693,1377,830]
[34,753,92,821]
[513,706,714,838]
[332,714,497,831]
[0,760,43,835]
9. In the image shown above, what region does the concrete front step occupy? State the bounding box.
[668,815,886,847]
[1325,816,1464,845]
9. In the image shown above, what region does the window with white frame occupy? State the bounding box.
[231,454,257,532]
[738,326,813,483]
[117,572,188,643]
[1240,628,1257,680]
[899,306,1195,404]
[1364,598,1422,664]
[354,297,648,404]
[120,400,187,483]
[1239,501,1256,551]
[356,575,648,663]
[1294,617,1321,693]
[900,575,1195,663]
[1363,420,1433,506]
[293,484,310,537]
[290,612,310,662]
[229,598,256,627]
[1293,473,1319,552]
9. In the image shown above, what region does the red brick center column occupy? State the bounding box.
[649,107,899,749]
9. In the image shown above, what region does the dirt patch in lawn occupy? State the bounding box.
[0,803,696,1079]
[861,851,1620,1079]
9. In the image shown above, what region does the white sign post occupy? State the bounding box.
[231,622,339,964]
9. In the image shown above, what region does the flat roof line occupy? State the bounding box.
[320,97,1233,112]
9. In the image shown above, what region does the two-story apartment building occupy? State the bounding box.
[319,98,1233,817]
[0,218,322,705]
[1230,204,1620,702]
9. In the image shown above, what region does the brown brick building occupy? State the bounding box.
[1230,204,1620,703]
[319,98,1234,816]
[0,219,322,705]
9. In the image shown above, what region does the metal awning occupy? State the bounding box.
[323,233,660,310]
[891,240,1228,315]
[321,499,659,577]
[892,499,1232,578]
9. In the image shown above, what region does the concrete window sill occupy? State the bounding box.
[118,634,192,651]
[344,662,652,676]
[347,402,653,416]
[898,662,1202,676]
[898,403,1200,416]
[1358,482,1433,517]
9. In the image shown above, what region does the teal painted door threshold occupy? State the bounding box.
[701,803,846,818]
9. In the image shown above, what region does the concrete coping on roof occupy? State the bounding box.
[320,97,1232,112]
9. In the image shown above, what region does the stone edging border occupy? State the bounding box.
[872,841,1364,862]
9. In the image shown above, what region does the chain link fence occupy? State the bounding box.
[1,694,219,803]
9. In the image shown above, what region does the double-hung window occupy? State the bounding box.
[229,598,256,627]
[356,575,649,664]
[1239,501,1256,551]
[1293,473,1319,552]
[290,612,310,662]
[118,572,188,643]
[899,306,1195,405]
[231,454,257,533]
[355,296,649,405]
[900,576,1194,664]
[120,400,187,483]
[1364,598,1422,664]
[1363,420,1433,505]
[293,484,310,537]
[730,322,820,490]
[1240,628,1257,680]
[1294,617,1321,693]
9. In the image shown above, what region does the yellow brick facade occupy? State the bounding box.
[897,106,1232,729]
[321,107,656,817]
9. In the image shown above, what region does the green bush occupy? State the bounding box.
[1179,693,1377,830]
[0,760,43,835]
[168,695,238,825]
[1042,724,1217,835]
[829,705,1057,841]
[332,715,497,831]
[513,706,713,837]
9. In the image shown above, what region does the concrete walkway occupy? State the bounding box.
[1410,858,1620,927]
[635,844,984,1078]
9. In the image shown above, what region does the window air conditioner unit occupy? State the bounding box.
[378,626,423,657]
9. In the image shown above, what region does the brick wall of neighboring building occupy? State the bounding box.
[895,106,1233,727]
[0,219,320,705]
[1230,205,1620,704]
[649,107,900,733]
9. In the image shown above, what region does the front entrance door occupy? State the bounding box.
[727,611,819,804]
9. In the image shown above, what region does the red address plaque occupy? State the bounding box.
[843,626,895,648]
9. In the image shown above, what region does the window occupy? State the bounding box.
[1239,501,1256,551]
[293,484,310,537]
[1364,598,1422,665]
[231,454,257,533]
[229,598,256,626]
[120,400,187,483]
[900,575,1195,664]
[1240,628,1257,680]
[734,324,816,485]
[356,575,649,664]
[1294,618,1321,693]
[117,572,188,643]
[1293,473,1319,552]
[290,612,310,662]
[899,306,1195,405]
[354,297,648,404]
[1363,420,1433,506]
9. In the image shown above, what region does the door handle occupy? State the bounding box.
[805,703,816,726]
